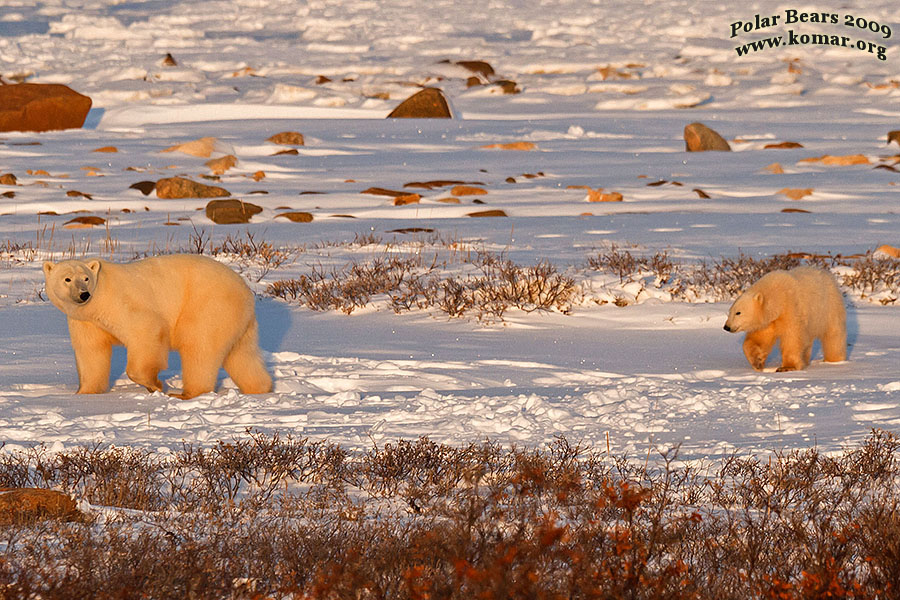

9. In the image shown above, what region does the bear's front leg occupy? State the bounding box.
[68,318,116,393]
[124,329,169,393]
[777,333,809,372]
[743,324,777,371]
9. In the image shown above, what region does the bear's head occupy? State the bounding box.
[43,259,101,315]
[723,290,764,334]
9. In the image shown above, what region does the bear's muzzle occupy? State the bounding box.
[78,291,91,303]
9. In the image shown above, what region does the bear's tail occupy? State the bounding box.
[224,319,273,395]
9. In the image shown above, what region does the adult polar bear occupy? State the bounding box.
[43,254,272,399]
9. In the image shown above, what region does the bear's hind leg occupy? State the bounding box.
[223,321,272,395]
[176,349,224,400]
[68,318,116,394]
[776,331,809,372]
[743,324,777,371]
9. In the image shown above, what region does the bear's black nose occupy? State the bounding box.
[723,324,731,332]
[79,291,91,302]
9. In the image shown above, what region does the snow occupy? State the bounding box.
[1,0,899,463]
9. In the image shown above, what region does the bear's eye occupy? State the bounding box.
[735,311,741,315]
[83,277,89,282]
[64,277,71,283]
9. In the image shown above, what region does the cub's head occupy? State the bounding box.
[723,289,763,334]
[43,259,101,314]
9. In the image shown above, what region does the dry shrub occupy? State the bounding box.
[1,431,900,598]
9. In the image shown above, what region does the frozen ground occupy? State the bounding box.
[1,0,899,462]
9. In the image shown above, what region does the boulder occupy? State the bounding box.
[451,185,487,196]
[130,181,157,195]
[387,88,452,118]
[467,209,508,217]
[0,84,92,133]
[0,488,82,525]
[205,199,263,224]
[267,131,305,146]
[206,155,237,175]
[888,131,900,146]
[276,211,314,223]
[156,177,230,199]
[684,122,731,152]
[64,216,106,229]
[0,173,17,186]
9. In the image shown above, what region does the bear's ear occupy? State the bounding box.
[42,262,55,276]
[86,260,101,274]
[753,292,764,305]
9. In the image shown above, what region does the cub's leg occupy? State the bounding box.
[223,321,272,395]
[68,318,116,394]
[821,321,847,363]
[743,323,777,371]
[776,329,808,372]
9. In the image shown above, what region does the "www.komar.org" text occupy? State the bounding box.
[735,30,887,61]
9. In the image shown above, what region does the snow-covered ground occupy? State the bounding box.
[1,0,899,463]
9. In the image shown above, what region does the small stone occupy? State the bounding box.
[450,185,487,196]
[276,211,314,223]
[0,488,82,525]
[66,190,93,200]
[206,154,237,175]
[272,148,299,156]
[156,177,230,199]
[205,199,263,224]
[0,83,92,133]
[480,142,536,151]
[468,209,507,217]
[130,181,157,195]
[798,154,870,166]
[693,188,711,199]
[494,80,520,94]
[361,187,409,198]
[778,188,814,200]
[63,215,106,229]
[764,141,804,149]
[387,87,452,118]
[92,146,118,153]
[781,208,811,213]
[266,131,305,146]
[161,137,219,158]
[684,122,731,152]
[505,177,517,184]
[0,174,17,186]
[586,190,623,202]
[763,163,785,174]
[162,53,177,67]
[1,191,14,198]
[437,197,461,204]
[403,180,466,190]
[315,75,332,84]
[393,194,421,205]
[456,60,495,78]
[887,131,900,146]
[251,171,265,182]
[466,77,482,88]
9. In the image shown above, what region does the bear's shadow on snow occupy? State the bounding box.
[108,297,293,390]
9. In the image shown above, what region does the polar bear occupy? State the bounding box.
[43,254,272,399]
[723,266,846,372]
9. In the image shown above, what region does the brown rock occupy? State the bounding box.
[272,148,299,156]
[466,77,482,88]
[450,185,487,196]
[480,142,536,151]
[798,154,870,166]
[887,131,900,146]
[875,244,900,258]
[92,146,118,153]
[393,194,421,206]
[206,154,237,175]
[130,181,157,195]
[161,137,219,158]
[495,80,520,94]
[764,141,804,149]
[404,180,466,190]
[276,211,314,223]
[0,173,17,186]
[437,197,461,204]
[162,53,177,67]
[156,177,230,199]
[387,88,452,118]
[693,188,711,199]
[251,171,265,182]
[456,60,495,78]
[0,84,92,133]
[684,122,731,152]
[778,188,814,200]
[586,189,623,202]
[0,488,82,525]
[66,190,93,200]
[468,209,507,217]
[205,199,263,224]
[781,208,811,213]
[64,216,106,229]
[361,187,409,198]
[763,163,785,174]
[267,131,305,146]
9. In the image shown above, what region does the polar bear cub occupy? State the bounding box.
[43,254,272,399]
[723,266,846,372]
